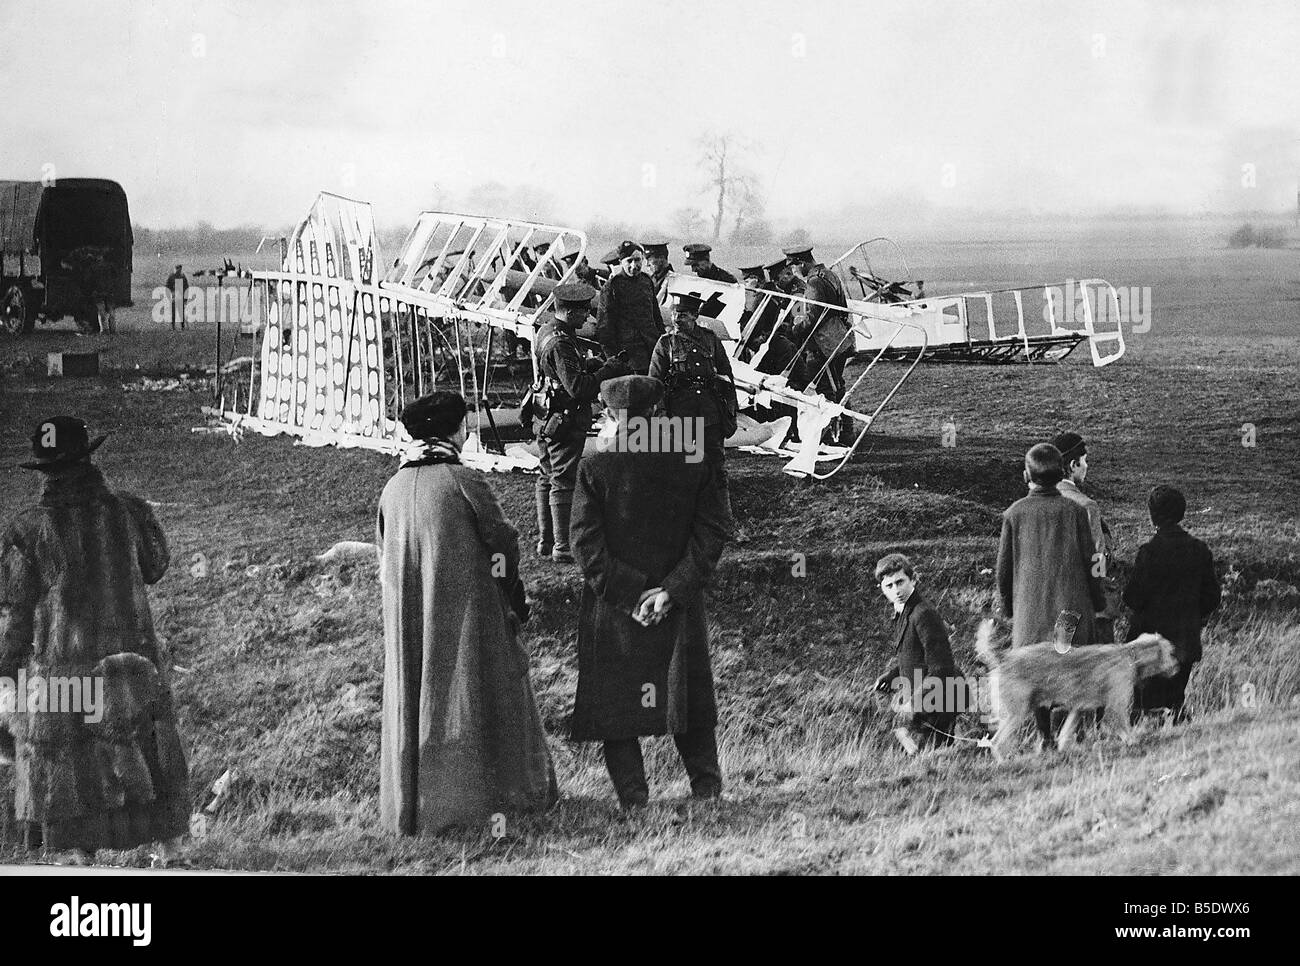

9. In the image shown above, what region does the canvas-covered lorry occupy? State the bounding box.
[0,178,134,334]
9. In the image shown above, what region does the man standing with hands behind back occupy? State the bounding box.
[569,375,732,809]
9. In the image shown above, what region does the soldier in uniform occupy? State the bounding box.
[596,241,665,374]
[766,256,803,295]
[533,282,631,563]
[737,265,804,435]
[784,245,855,443]
[649,291,737,479]
[683,243,737,284]
[642,239,674,298]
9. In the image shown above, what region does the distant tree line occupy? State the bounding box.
[1227,223,1288,249]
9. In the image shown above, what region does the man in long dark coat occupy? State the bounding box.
[595,241,665,374]
[1123,485,1221,722]
[377,393,556,834]
[1,417,189,864]
[570,375,732,808]
[996,442,1106,743]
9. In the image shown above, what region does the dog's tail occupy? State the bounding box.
[975,617,1000,668]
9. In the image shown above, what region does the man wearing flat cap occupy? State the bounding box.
[570,375,732,808]
[683,242,736,284]
[596,241,665,374]
[783,245,854,442]
[649,290,738,475]
[534,282,632,562]
[641,240,674,299]
[1,417,189,864]
[378,392,556,834]
[1052,431,1120,642]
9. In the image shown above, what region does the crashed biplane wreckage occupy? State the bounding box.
[822,237,1126,366]
[208,192,928,479]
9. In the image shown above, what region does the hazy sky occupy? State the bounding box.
[3,0,1298,228]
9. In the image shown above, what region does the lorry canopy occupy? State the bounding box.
[1,179,132,255]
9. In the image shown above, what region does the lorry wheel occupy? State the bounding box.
[1,285,29,335]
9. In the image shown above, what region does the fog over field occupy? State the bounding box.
[3,0,1299,230]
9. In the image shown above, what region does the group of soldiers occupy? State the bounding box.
[529,238,855,563]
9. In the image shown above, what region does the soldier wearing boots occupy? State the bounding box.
[533,282,631,563]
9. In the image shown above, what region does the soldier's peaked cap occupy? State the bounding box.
[600,249,622,265]
[554,281,599,304]
[640,239,670,255]
[739,263,767,279]
[616,240,644,260]
[683,243,712,258]
[671,291,704,314]
[781,245,815,262]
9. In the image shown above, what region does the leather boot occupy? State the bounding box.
[550,495,574,563]
[534,487,553,557]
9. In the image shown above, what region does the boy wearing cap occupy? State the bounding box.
[534,282,631,562]
[1052,431,1120,643]
[596,241,665,374]
[683,243,737,284]
[1,417,189,864]
[1123,485,1221,723]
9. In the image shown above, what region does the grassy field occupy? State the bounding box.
[0,226,1297,873]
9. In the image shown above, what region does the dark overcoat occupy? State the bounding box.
[886,592,958,682]
[1122,524,1221,663]
[996,486,1106,648]
[595,272,665,372]
[569,448,731,740]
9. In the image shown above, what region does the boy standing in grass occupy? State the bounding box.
[1123,485,1221,723]
[872,553,963,752]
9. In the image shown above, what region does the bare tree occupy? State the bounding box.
[729,175,767,243]
[696,133,762,242]
[671,206,708,239]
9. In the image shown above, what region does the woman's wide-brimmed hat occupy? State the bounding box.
[20,416,108,470]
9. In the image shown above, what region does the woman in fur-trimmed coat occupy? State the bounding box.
[0,417,189,861]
